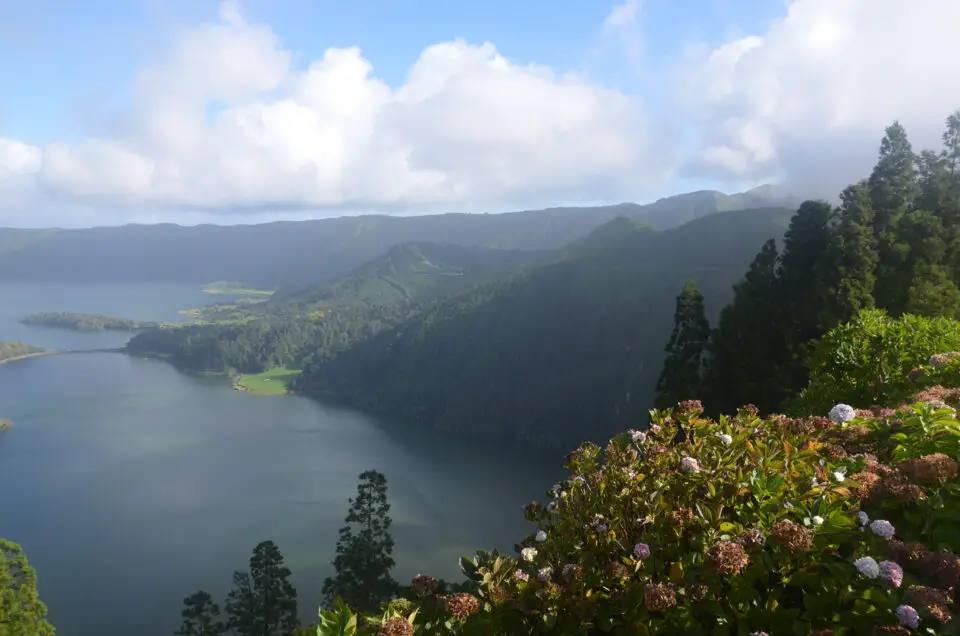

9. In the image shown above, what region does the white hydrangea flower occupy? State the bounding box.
[854,556,880,579]
[535,530,547,542]
[858,511,869,526]
[521,547,538,562]
[680,457,701,474]
[718,434,733,446]
[829,403,856,424]
[812,516,824,526]
[629,429,647,443]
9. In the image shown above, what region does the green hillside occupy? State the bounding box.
[0,187,795,288]
[294,207,794,449]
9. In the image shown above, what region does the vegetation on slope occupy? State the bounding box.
[294,208,792,450]
[20,312,159,332]
[0,187,794,288]
[0,341,49,363]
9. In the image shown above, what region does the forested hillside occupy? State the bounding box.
[295,207,793,449]
[0,187,792,287]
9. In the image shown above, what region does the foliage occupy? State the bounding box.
[654,280,710,408]
[175,590,225,636]
[20,311,156,332]
[224,541,298,636]
[322,471,398,614]
[310,360,960,635]
[0,341,47,363]
[0,539,55,636]
[795,310,960,414]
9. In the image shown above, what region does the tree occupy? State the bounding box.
[0,539,55,636]
[703,239,784,415]
[225,541,298,636]
[818,182,878,328]
[175,590,224,636]
[322,470,398,613]
[654,280,710,408]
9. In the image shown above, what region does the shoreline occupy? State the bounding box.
[0,350,56,366]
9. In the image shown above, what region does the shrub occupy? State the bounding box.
[794,309,960,414]
[318,372,960,635]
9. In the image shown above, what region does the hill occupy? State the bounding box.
[294,207,794,449]
[272,242,543,309]
[0,187,796,288]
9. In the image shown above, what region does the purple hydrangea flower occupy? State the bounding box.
[879,560,903,588]
[633,542,651,559]
[896,605,920,629]
[869,519,896,539]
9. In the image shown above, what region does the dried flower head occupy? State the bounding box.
[737,528,766,549]
[444,593,480,620]
[643,583,677,611]
[706,541,750,575]
[853,472,882,500]
[742,403,760,416]
[668,507,694,528]
[897,454,959,485]
[607,561,629,579]
[410,574,439,598]
[677,400,704,415]
[904,586,952,623]
[680,456,701,474]
[928,352,960,369]
[689,583,710,602]
[771,520,814,552]
[562,563,582,581]
[379,617,413,636]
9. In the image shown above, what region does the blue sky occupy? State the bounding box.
[0,0,957,227]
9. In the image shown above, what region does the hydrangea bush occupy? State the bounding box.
[318,370,960,635]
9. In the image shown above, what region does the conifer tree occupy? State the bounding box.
[654,280,710,409]
[0,539,55,636]
[703,239,784,415]
[819,181,878,328]
[322,470,397,613]
[225,541,298,636]
[175,590,225,636]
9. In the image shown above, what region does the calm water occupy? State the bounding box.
[0,283,560,635]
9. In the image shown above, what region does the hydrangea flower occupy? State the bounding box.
[535,530,547,542]
[829,403,856,424]
[680,457,701,474]
[812,515,824,526]
[718,433,733,446]
[514,569,529,582]
[833,470,847,483]
[878,560,903,588]
[629,429,646,443]
[858,511,869,526]
[649,424,662,434]
[521,547,538,562]
[633,542,651,559]
[869,519,896,539]
[537,566,553,582]
[896,604,920,629]
[854,556,880,579]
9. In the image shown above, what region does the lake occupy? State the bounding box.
[0,283,561,635]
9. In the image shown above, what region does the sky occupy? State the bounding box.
[1,0,959,228]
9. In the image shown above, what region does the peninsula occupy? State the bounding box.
[0,341,52,365]
[20,312,160,332]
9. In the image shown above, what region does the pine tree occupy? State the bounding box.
[175,590,225,636]
[870,121,919,313]
[322,470,397,613]
[819,182,878,328]
[225,541,298,636]
[703,239,784,415]
[654,280,710,409]
[0,539,55,636]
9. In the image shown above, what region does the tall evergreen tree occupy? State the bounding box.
[654,280,710,408]
[225,541,298,636]
[819,182,878,328]
[322,470,397,613]
[703,239,784,416]
[869,121,919,312]
[175,590,225,636]
[0,539,55,636]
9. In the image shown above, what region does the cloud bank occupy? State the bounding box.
[2,0,960,225]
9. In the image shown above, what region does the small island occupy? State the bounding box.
[0,341,52,364]
[20,312,160,332]
[0,419,11,431]
[202,281,275,297]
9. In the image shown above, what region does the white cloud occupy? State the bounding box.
[676,0,960,197]
[2,0,960,225]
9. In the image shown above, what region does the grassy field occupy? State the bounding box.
[235,367,301,395]
[202,281,276,297]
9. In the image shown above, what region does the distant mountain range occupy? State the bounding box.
[0,186,797,287]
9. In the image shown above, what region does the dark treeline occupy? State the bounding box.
[21,311,156,332]
[655,111,960,417]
